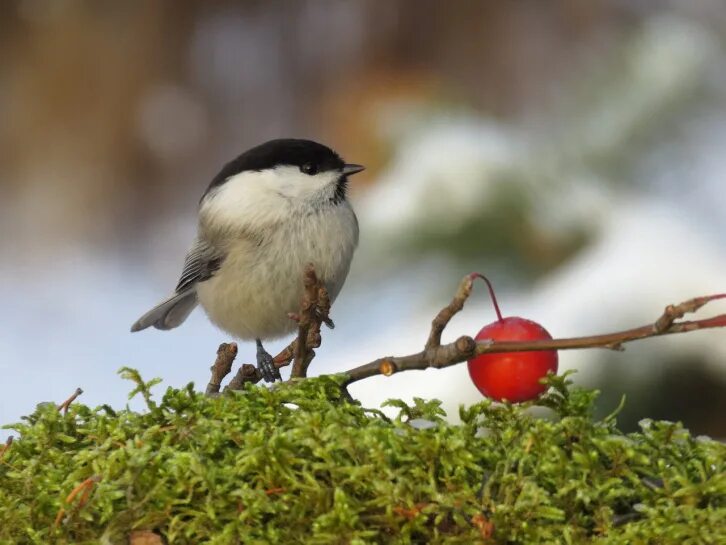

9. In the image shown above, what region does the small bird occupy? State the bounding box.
[131,139,364,381]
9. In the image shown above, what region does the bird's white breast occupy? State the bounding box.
[196,198,358,341]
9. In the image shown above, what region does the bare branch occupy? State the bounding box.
[341,276,726,386]
[273,342,296,368]
[203,269,724,393]
[225,364,262,391]
[654,294,726,333]
[291,264,319,377]
[206,343,238,395]
[426,274,474,349]
[290,264,332,378]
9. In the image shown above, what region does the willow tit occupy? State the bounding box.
[131,139,364,381]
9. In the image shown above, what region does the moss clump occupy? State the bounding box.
[1,370,724,544]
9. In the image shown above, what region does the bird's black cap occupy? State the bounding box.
[205,139,346,195]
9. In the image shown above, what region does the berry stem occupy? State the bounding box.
[470,273,504,323]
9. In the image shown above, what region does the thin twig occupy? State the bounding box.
[290,264,332,378]
[341,275,726,386]
[206,343,238,395]
[426,274,474,349]
[653,294,726,333]
[57,388,83,415]
[291,265,319,377]
[273,343,296,368]
[225,364,262,390]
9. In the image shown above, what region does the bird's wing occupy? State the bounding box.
[130,238,225,332]
[175,237,226,293]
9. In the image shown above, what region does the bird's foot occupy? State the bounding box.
[317,308,335,329]
[256,339,282,383]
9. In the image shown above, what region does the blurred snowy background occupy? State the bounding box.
[1,0,725,439]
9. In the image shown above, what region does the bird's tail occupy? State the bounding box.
[130,290,198,332]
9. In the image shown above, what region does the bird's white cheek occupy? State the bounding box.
[200,170,291,230]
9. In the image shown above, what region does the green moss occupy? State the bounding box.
[1,371,723,544]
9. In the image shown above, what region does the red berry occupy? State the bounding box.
[465,273,558,403]
[467,317,558,402]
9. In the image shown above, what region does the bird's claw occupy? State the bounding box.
[315,309,335,329]
[256,339,282,383]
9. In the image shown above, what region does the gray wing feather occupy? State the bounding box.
[130,238,224,332]
[175,239,225,293]
[130,291,198,332]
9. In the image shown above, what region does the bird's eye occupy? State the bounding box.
[300,163,318,175]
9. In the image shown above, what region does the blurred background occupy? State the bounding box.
[2,0,725,438]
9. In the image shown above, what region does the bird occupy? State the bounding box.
[131,138,364,382]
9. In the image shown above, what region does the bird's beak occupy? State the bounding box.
[342,164,365,176]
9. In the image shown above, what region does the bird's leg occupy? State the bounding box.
[256,339,282,383]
